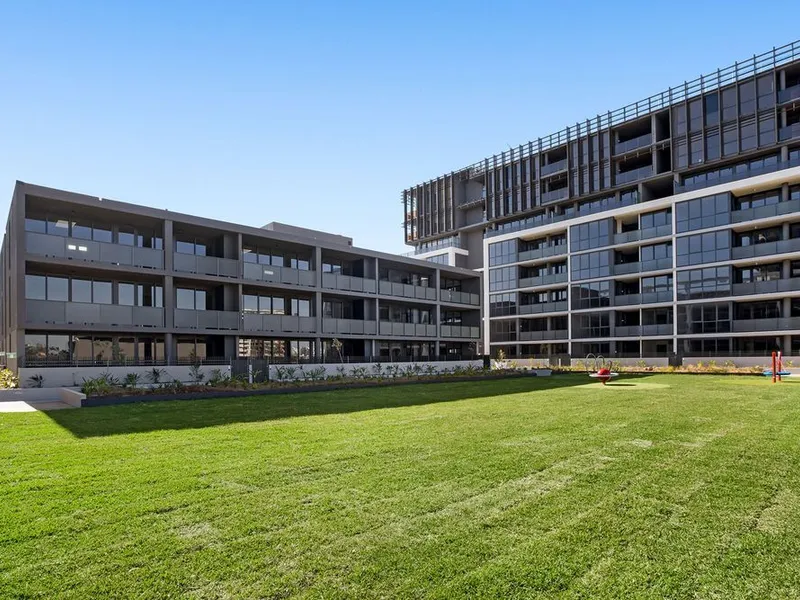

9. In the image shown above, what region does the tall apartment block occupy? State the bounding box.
[0,183,481,371]
[402,40,800,359]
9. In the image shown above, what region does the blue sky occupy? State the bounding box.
[1,1,798,253]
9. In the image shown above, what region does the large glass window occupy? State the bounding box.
[489,293,517,317]
[704,93,719,127]
[176,288,203,310]
[570,219,611,252]
[676,193,730,233]
[640,243,672,263]
[676,231,730,267]
[640,209,671,231]
[574,312,610,338]
[641,275,673,295]
[291,298,311,317]
[676,266,731,300]
[677,303,730,334]
[735,263,781,284]
[571,282,610,310]
[570,251,610,281]
[489,266,518,292]
[734,188,781,211]
[488,240,518,266]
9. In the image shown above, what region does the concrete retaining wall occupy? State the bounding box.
[18,365,232,388]
[0,387,86,406]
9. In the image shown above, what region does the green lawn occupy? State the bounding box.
[2,375,800,599]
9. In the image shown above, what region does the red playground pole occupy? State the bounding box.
[772,351,777,384]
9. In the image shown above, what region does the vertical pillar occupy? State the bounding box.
[165,332,175,365]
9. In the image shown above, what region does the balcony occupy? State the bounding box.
[378,322,437,337]
[26,300,164,327]
[614,325,641,337]
[378,281,438,301]
[518,244,567,262]
[173,253,239,278]
[439,289,480,305]
[322,273,377,294]
[614,133,652,156]
[731,199,800,223]
[731,278,800,297]
[540,159,567,177]
[613,294,640,307]
[641,324,674,336]
[243,262,316,287]
[614,230,641,245]
[613,262,641,275]
[675,156,800,194]
[519,300,568,315]
[641,224,673,240]
[778,84,800,104]
[540,188,569,204]
[518,273,568,289]
[615,165,653,186]
[174,309,240,330]
[613,291,673,306]
[779,123,800,142]
[731,238,800,260]
[641,258,673,272]
[518,329,568,342]
[321,318,376,335]
[732,317,800,333]
[642,291,674,304]
[242,313,316,334]
[25,232,164,269]
[440,325,481,339]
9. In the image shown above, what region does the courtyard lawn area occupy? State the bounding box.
[2,375,800,598]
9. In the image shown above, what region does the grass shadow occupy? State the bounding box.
[44,373,609,438]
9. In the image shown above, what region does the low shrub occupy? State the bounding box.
[0,368,19,389]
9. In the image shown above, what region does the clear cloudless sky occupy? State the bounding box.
[1,1,799,254]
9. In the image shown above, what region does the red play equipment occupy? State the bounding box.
[586,354,619,385]
[763,351,792,382]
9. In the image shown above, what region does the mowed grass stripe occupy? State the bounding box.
[2,375,800,598]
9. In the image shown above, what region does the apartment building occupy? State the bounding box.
[402,40,800,359]
[0,183,481,372]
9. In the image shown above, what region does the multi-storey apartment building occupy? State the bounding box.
[402,40,800,359]
[0,182,481,372]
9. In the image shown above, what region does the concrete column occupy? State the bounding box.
[165,332,175,365]
[314,337,322,361]
[314,246,323,338]
[164,276,174,328]
[224,336,237,361]
[783,259,792,279]
[164,219,174,271]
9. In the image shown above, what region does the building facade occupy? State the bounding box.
[402,40,800,359]
[0,183,481,372]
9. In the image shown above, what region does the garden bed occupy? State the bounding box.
[80,370,551,407]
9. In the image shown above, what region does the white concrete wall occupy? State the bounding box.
[268,360,483,381]
[18,365,231,388]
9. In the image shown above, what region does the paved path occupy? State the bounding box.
[0,401,75,412]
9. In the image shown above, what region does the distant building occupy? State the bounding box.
[402,40,800,359]
[0,182,481,372]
